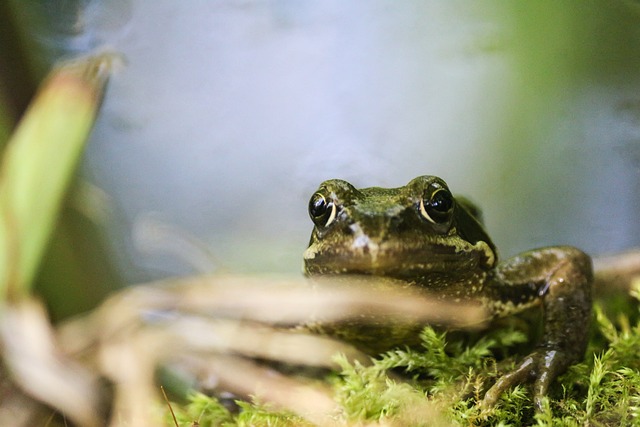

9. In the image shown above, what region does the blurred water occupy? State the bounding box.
[11,1,640,282]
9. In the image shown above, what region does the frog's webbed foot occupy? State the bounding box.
[482,348,568,412]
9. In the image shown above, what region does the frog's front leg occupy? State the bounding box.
[481,246,593,411]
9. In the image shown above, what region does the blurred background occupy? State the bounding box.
[1,1,639,319]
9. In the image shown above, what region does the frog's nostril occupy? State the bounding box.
[389,210,417,234]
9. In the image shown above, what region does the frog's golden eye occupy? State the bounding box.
[420,188,454,224]
[308,192,336,228]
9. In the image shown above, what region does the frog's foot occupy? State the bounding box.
[482,348,568,412]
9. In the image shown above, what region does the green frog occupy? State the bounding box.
[303,175,593,410]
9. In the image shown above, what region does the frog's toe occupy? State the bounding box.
[482,356,535,408]
[482,349,568,412]
[530,349,568,411]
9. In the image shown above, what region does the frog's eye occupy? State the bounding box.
[420,188,454,224]
[309,192,337,228]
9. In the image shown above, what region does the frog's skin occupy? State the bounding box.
[303,175,593,411]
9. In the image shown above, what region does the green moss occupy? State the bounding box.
[165,392,234,427]
[166,392,311,427]
[234,401,311,427]
[168,292,640,426]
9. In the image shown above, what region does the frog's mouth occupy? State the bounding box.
[303,235,493,279]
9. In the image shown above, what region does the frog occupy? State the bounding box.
[302,175,593,411]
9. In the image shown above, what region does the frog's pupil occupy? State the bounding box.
[309,194,327,218]
[431,190,453,213]
[421,188,453,224]
[309,193,336,227]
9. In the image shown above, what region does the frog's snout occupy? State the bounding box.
[347,221,396,268]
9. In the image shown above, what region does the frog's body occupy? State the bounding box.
[303,175,593,410]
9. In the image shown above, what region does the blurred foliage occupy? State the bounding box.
[501,0,640,151]
[0,93,11,149]
[166,291,640,426]
[0,3,122,319]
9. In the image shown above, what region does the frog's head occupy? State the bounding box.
[303,176,497,282]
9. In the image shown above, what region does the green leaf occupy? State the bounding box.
[0,53,117,300]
